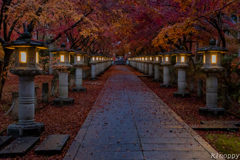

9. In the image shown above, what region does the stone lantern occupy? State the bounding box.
[148,54,154,77]
[72,48,87,92]
[153,54,161,81]
[197,39,227,115]
[141,56,145,73]
[160,52,172,87]
[173,46,192,97]
[4,31,47,137]
[144,55,149,75]
[89,55,98,80]
[51,43,75,106]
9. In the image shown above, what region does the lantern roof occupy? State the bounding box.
[197,39,228,53]
[173,46,192,55]
[159,52,172,56]
[76,48,87,55]
[50,43,75,53]
[4,31,48,50]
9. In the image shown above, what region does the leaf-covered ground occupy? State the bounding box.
[0,66,112,160]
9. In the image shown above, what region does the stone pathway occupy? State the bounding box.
[64,65,218,160]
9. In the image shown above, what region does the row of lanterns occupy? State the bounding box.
[128,39,227,116]
[4,31,113,137]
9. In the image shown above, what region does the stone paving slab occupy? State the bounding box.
[0,137,39,158]
[64,66,220,160]
[35,134,70,155]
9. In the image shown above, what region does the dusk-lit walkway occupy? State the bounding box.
[64,65,217,160]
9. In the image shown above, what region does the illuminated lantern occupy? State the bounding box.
[50,43,75,106]
[72,48,87,92]
[89,54,98,80]
[152,54,161,81]
[197,39,227,115]
[160,52,172,88]
[172,46,192,97]
[4,31,47,137]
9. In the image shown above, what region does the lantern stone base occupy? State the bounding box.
[7,122,45,138]
[173,92,190,98]
[160,84,173,88]
[89,77,98,81]
[199,107,225,116]
[72,87,87,92]
[53,98,74,106]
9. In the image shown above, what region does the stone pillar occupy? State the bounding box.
[144,62,149,75]
[53,71,74,106]
[59,72,68,99]
[72,67,86,92]
[141,62,144,73]
[153,63,160,81]
[149,63,153,76]
[51,79,58,97]
[189,78,194,93]
[11,92,19,121]
[35,87,38,108]
[199,73,225,115]
[7,77,45,137]
[89,63,98,80]
[160,66,172,87]
[173,68,190,97]
[42,83,49,103]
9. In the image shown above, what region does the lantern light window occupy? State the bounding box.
[60,55,64,62]
[77,56,80,61]
[156,57,159,61]
[20,52,27,63]
[181,56,185,62]
[212,55,217,63]
[166,57,169,62]
[36,52,39,63]
[203,55,205,63]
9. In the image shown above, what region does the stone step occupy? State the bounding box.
[191,124,239,131]
[0,136,12,149]
[35,134,70,155]
[0,137,39,158]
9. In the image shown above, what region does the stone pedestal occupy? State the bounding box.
[148,63,153,77]
[141,62,144,73]
[173,68,190,97]
[199,73,225,115]
[89,63,98,80]
[7,77,45,137]
[160,66,172,88]
[72,66,86,92]
[144,62,149,75]
[53,72,74,106]
[153,63,160,81]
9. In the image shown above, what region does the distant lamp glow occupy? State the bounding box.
[96,57,98,60]
[77,56,80,61]
[156,57,159,61]
[20,52,27,63]
[93,57,95,61]
[142,58,144,61]
[203,55,205,63]
[165,57,169,62]
[36,52,39,63]
[212,55,217,63]
[150,57,152,61]
[181,56,185,62]
[60,55,64,62]
[145,58,147,60]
